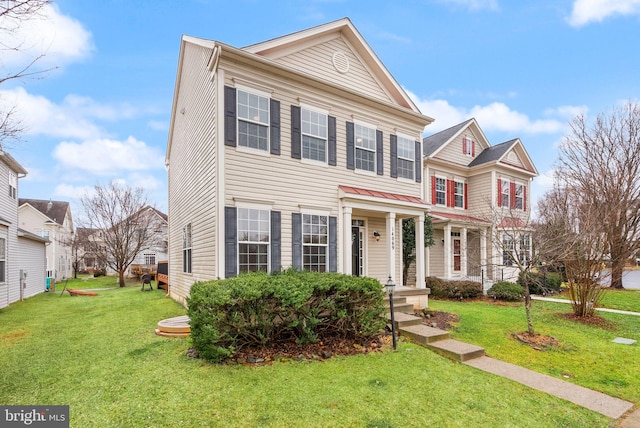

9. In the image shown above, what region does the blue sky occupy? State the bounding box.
[3,0,640,218]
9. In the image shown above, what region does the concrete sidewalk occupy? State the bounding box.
[464,356,634,419]
[531,296,640,316]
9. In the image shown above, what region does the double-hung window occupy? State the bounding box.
[0,237,5,282]
[302,107,327,162]
[435,177,446,205]
[144,253,156,266]
[302,214,328,272]
[397,136,415,180]
[502,234,514,266]
[519,234,531,264]
[463,137,474,156]
[515,184,524,210]
[182,224,192,273]
[355,123,376,172]
[500,179,510,208]
[237,208,270,273]
[454,181,465,208]
[237,89,269,151]
[8,173,16,199]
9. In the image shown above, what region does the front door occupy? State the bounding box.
[453,239,461,271]
[351,224,364,276]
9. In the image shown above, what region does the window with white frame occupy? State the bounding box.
[302,107,327,162]
[518,234,531,264]
[355,123,376,172]
[397,136,414,180]
[237,207,270,273]
[303,214,328,272]
[463,137,473,156]
[144,253,156,266]
[502,234,514,266]
[37,230,50,240]
[515,183,524,210]
[435,177,446,205]
[501,179,510,208]
[0,238,5,282]
[8,172,17,199]
[454,181,465,208]
[182,224,192,274]
[237,89,269,151]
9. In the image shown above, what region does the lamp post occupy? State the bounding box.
[385,275,397,350]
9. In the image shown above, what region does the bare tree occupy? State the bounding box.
[557,101,640,289]
[80,182,163,287]
[536,178,609,317]
[0,0,53,149]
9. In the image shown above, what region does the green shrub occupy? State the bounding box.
[426,277,482,300]
[518,271,562,295]
[187,270,386,362]
[487,281,523,301]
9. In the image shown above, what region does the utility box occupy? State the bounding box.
[46,277,56,293]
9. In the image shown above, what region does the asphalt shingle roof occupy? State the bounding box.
[19,198,69,225]
[423,119,474,156]
[468,139,517,167]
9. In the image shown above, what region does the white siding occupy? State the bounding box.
[0,157,20,308]
[467,171,493,218]
[17,236,46,300]
[167,43,219,304]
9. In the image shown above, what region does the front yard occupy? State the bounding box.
[0,276,635,427]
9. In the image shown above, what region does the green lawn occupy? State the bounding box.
[549,287,640,312]
[0,276,627,427]
[429,296,640,403]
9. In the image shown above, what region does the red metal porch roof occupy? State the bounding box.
[338,185,427,205]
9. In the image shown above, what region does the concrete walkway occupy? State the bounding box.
[464,356,634,419]
[531,296,640,316]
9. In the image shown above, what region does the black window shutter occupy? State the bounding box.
[346,121,355,170]
[270,99,280,155]
[292,213,302,270]
[414,140,422,183]
[376,130,383,175]
[328,116,337,166]
[224,206,237,278]
[291,105,301,159]
[224,86,236,147]
[329,216,337,272]
[270,210,281,272]
[390,134,398,178]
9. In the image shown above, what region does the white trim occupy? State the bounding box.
[299,102,330,116]
[232,80,274,98]
[352,117,378,129]
[216,69,226,279]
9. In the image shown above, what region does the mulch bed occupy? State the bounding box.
[414,309,460,330]
[511,332,559,351]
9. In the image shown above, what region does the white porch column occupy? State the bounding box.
[480,228,487,279]
[461,227,468,277]
[386,212,396,282]
[444,223,451,278]
[416,214,426,289]
[343,207,352,275]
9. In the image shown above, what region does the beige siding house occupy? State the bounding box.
[0,150,48,308]
[166,18,434,305]
[423,118,538,285]
[19,199,74,282]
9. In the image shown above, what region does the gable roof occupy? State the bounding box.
[423,119,475,156]
[468,139,515,167]
[0,150,28,175]
[469,138,538,175]
[19,199,70,226]
[242,17,420,113]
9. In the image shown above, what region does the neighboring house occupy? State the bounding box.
[423,118,538,284]
[166,18,433,305]
[128,207,168,272]
[0,150,48,309]
[18,198,74,282]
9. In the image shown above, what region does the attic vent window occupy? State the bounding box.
[332,51,350,74]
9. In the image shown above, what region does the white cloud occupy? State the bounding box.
[53,183,95,200]
[0,88,142,139]
[406,89,567,135]
[544,105,588,120]
[567,0,640,27]
[436,0,499,11]
[0,3,93,69]
[52,137,165,174]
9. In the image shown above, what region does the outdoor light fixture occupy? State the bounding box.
[373,231,380,241]
[385,275,397,350]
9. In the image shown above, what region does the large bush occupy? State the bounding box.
[487,281,523,301]
[518,271,562,295]
[187,270,386,362]
[426,276,483,300]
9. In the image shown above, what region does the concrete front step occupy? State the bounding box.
[386,311,423,328]
[386,302,414,314]
[399,324,450,345]
[425,339,485,362]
